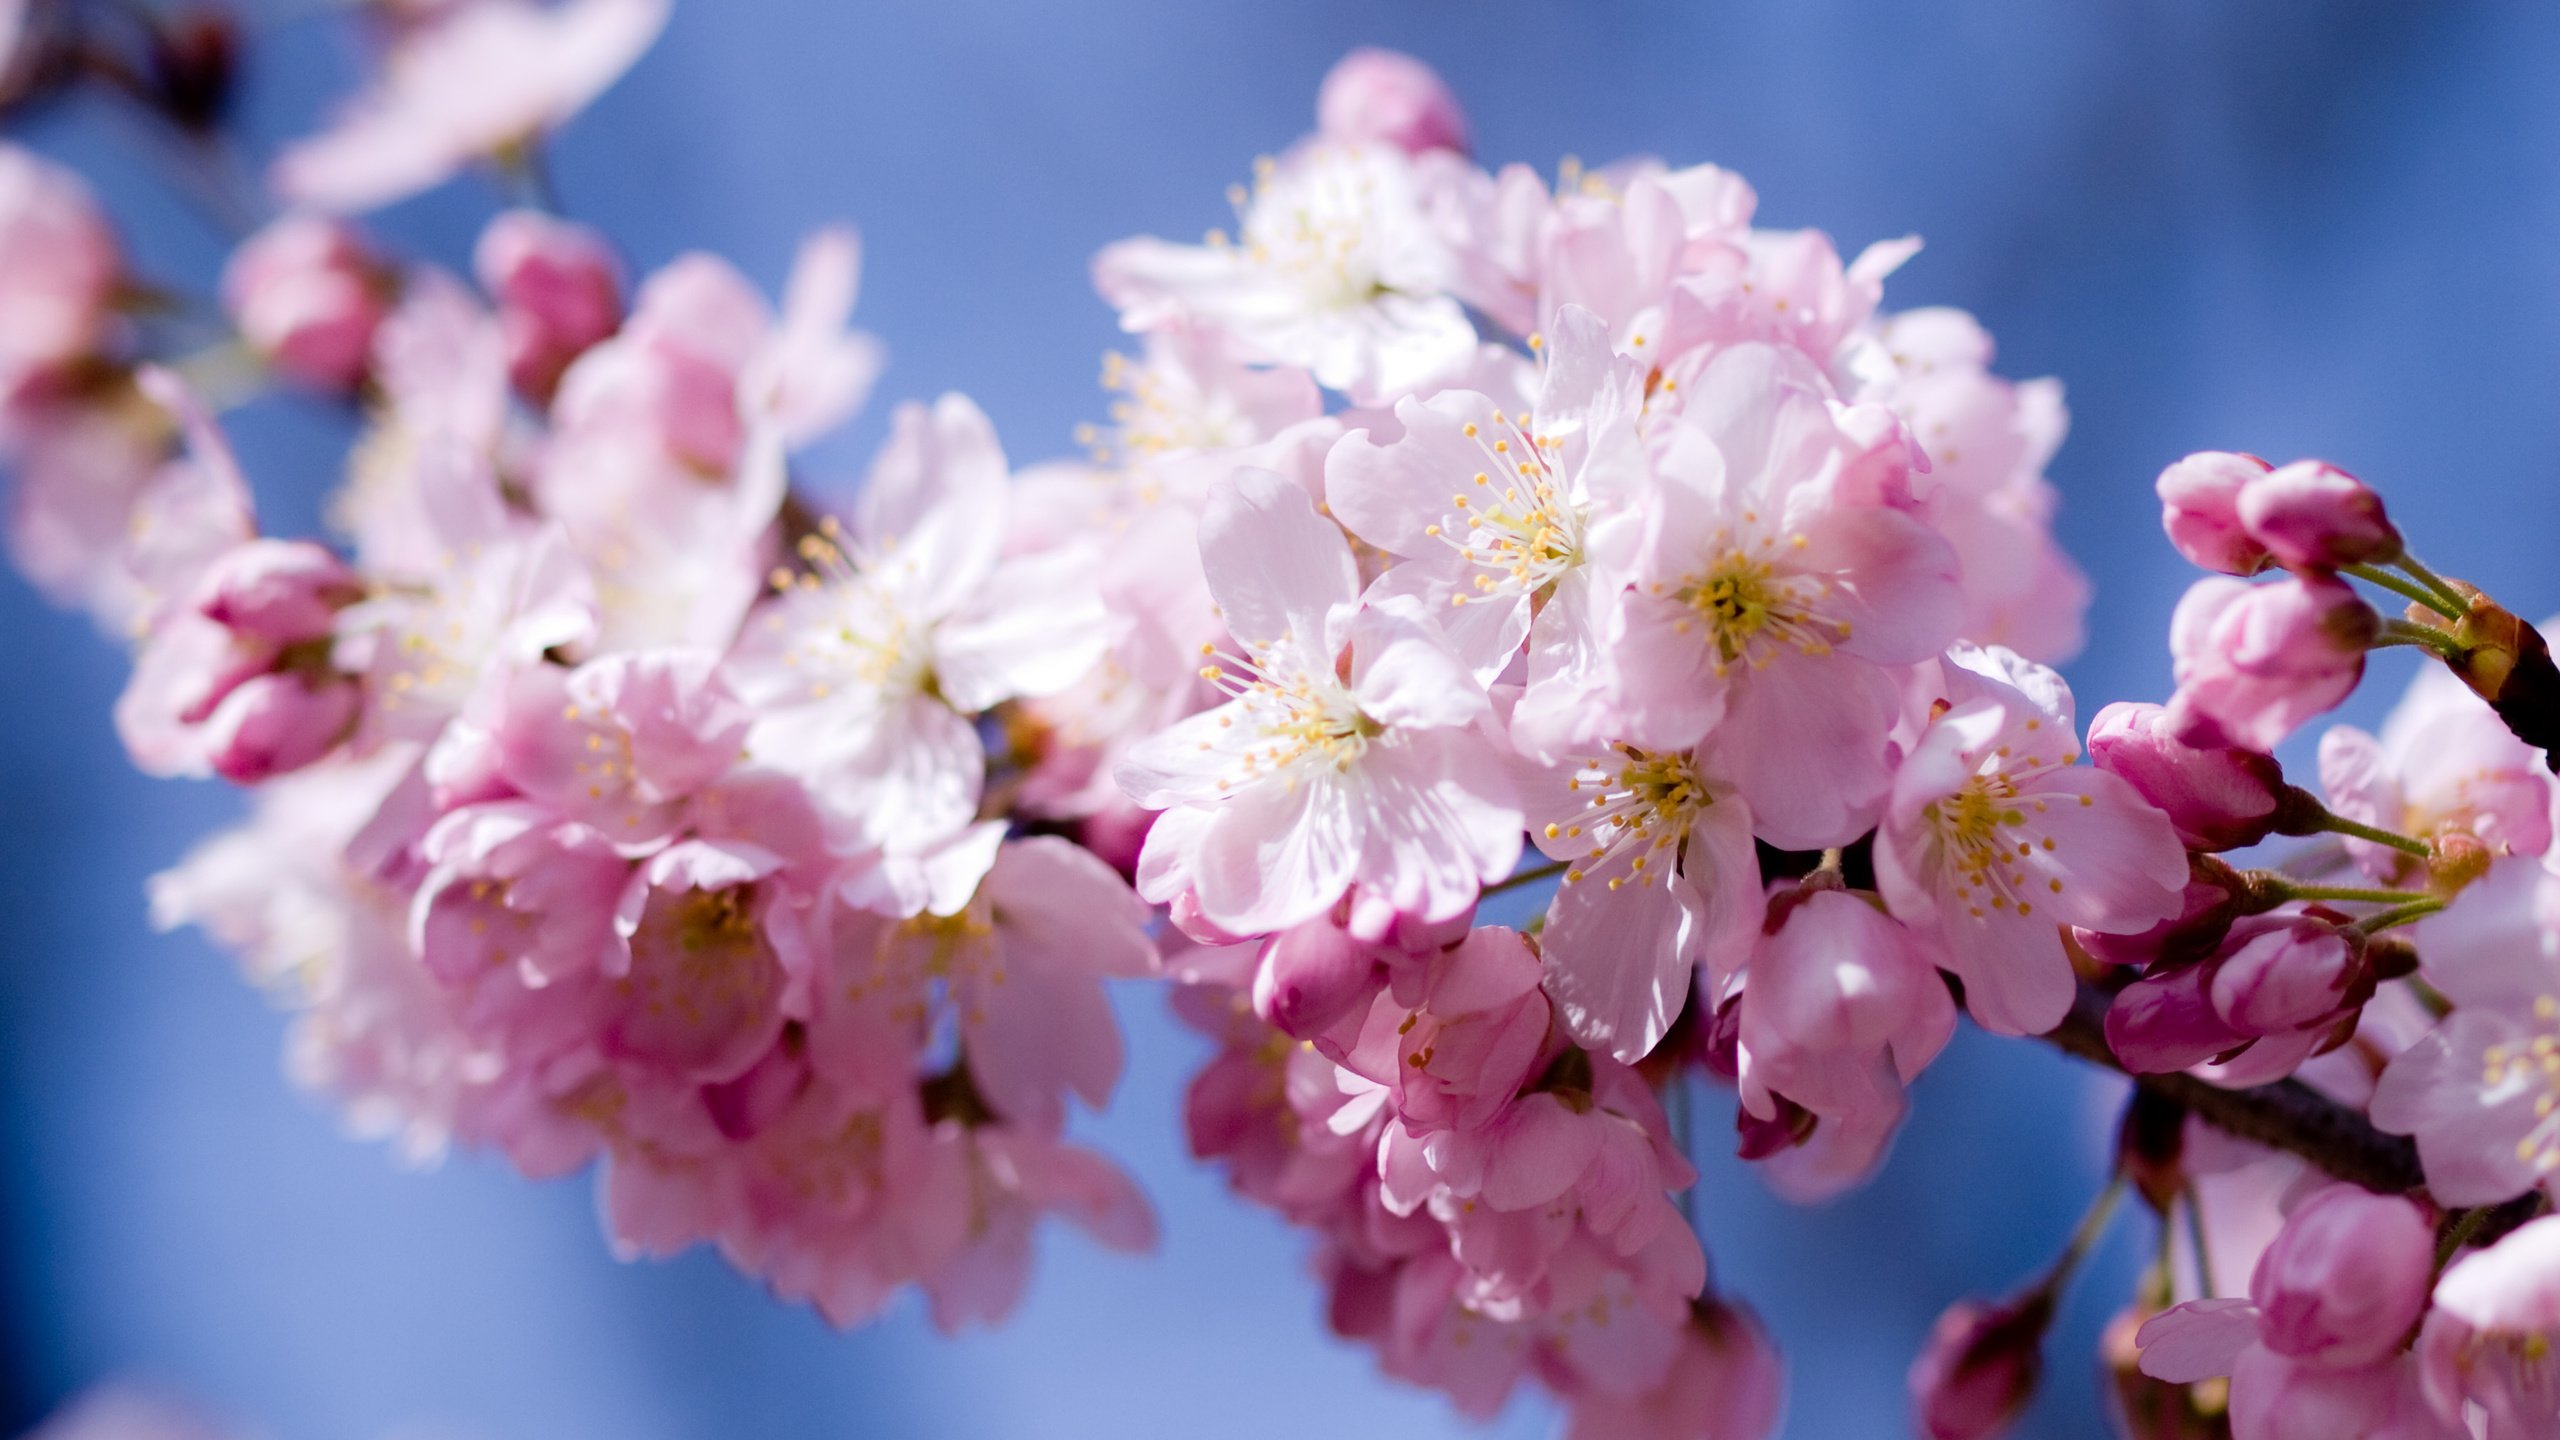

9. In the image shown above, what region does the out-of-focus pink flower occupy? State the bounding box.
[2372,858,2560,1205]
[1334,925,1548,1135]
[2238,460,2401,571]
[2088,700,2296,852]
[22,1385,235,1440]
[271,0,672,214]
[1526,741,1759,1062]
[2422,1214,2560,1435]
[1610,343,1961,848]
[1316,47,1469,156]
[2166,573,2376,754]
[2320,660,2555,883]
[1564,1303,1786,1440]
[1878,648,2188,1036]
[2137,1187,2459,1440]
[1116,467,1520,936]
[1094,140,1472,404]
[2249,1184,2434,1369]
[1908,1291,2055,1440]
[2156,451,2274,577]
[0,142,117,386]
[221,214,393,391]
[475,207,621,399]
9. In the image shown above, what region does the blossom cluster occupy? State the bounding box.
[14,5,2560,1437]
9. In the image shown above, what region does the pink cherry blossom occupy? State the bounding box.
[1116,466,1521,936]
[1325,303,1649,752]
[1525,741,1760,1062]
[2422,1214,2560,1436]
[0,142,117,385]
[272,0,672,213]
[729,394,1103,851]
[1877,647,2189,1036]
[1609,343,1962,848]
[2320,659,2555,883]
[2238,460,2401,572]
[1909,1292,2054,1440]
[1867,306,2089,663]
[2136,1187,2456,1440]
[2157,451,2275,577]
[2089,699,2296,852]
[1316,48,1469,157]
[1563,1303,1785,1440]
[221,214,393,392]
[476,207,623,399]
[1735,879,1954,1200]
[2371,857,2560,1205]
[1094,139,1474,404]
[2166,573,2377,754]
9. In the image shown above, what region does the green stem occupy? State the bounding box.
[2358,899,2447,934]
[2396,554,2470,613]
[2041,1178,2126,1295]
[2255,877,2432,906]
[2346,563,2463,620]
[2307,813,2432,859]
[2437,1204,2496,1272]
[1481,859,1567,898]
[2373,619,2468,662]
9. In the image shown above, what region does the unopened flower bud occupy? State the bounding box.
[222,214,392,392]
[2166,574,2377,754]
[0,145,120,376]
[2157,451,2274,577]
[2087,701,2296,851]
[1253,917,1383,1039]
[2237,460,2401,571]
[2074,855,2245,969]
[199,671,358,784]
[196,538,362,644]
[1735,1093,1816,1159]
[1909,1291,2056,1440]
[1315,48,1470,156]
[2106,959,2250,1075]
[476,208,622,401]
[2249,1184,2433,1368]
[2209,913,2366,1037]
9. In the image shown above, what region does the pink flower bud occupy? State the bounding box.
[0,144,120,379]
[1253,917,1383,1039]
[220,214,392,392]
[2167,574,2377,753]
[2106,960,2250,1074]
[2237,460,2401,571]
[2087,700,2293,851]
[1909,1292,2055,1440]
[2157,451,2273,576]
[2208,913,2366,1037]
[198,671,358,783]
[2249,1184,2433,1369]
[195,537,361,644]
[1343,884,1473,955]
[2074,855,2244,969]
[476,208,622,401]
[1315,48,1470,156]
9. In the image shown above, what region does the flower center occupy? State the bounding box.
[1434,409,1586,607]
[772,518,935,702]
[1199,642,1377,785]
[1923,775,2057,920]
[1215,149,1390,310]
[1669,545,1847,675]
[1554,745,1713,889]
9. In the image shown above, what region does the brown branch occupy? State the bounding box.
[2044,982,2424,1195]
